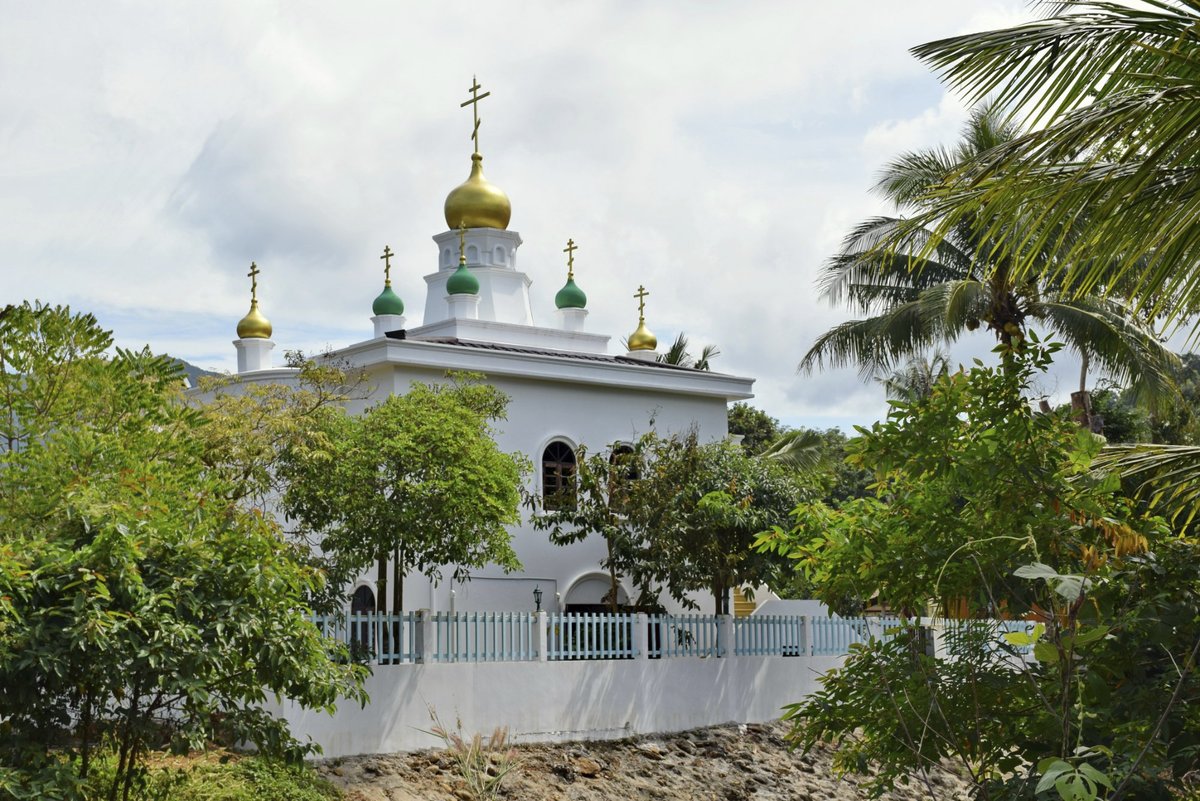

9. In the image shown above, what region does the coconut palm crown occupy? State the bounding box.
[799,105,1178,405]
[912,0,1200,331]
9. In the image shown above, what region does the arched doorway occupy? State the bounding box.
[563,574,629,614]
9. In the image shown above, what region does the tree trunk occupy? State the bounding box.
[376,554,387,662]
[391,547,404,663]
[392,547,403,614]
[607,541,620,613]
[1071,390,1093,431]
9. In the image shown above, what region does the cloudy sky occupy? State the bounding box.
[2,1,1090,431]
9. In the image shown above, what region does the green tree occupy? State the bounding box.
[0,303,366,801]
[759,338,1195,799]
[1146,353,1200,446]
[535,431,809,615]
[530,441,652,612]
[798,105,1178,404]
[911,0,1200,330]
[638,433,810,614]
[282,377,524,618]
[726,402,783,455]
[189,353,363,512]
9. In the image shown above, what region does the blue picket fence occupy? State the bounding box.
[547,612,637,660]
[312,611,418,664]
[432,611,538,663]
[311,610,1024,665]
[648,614,724,658]
[733,614,807,656]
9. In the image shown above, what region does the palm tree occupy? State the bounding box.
[910,0,1200,331]
[658,333,720,371]
[909,1,1200,531]
[799,105,1178,405]
[878,350,954,402]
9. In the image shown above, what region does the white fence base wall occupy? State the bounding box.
[276,654,845,758]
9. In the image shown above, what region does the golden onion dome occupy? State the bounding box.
[628,320,657,352]
[444,153,511,230]
[236,300,272,339]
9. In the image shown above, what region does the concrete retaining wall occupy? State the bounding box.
[277,654,845,757]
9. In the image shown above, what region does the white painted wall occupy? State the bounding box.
[213,323,753,617]
[275,653,844,758]
[349,361,737,615]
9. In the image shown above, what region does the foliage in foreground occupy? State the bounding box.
[535,430,812,614]
[85,752,339,801]
[281,375,525,616]
[912,0,1200,331]
[0,303,366,801]
[759,341,1199,800]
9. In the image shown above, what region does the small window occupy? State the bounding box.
[494,246,506,265]
[467,244,479,263]
[542,441,577,511]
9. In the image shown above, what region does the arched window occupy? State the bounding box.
[542,440,577,511]
[351,585,376,613]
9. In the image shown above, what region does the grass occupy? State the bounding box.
[85,750,340,801]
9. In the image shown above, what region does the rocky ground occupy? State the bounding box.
[317,721,970,801]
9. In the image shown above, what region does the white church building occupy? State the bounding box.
[224,81,756,618]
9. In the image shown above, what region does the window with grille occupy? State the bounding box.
[542,440,577,511]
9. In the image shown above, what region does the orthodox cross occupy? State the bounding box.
[460,76,491,154]
[247,261,260,302]
[634,284,649,320]
[563,239,577,280]
[380,245,394,285]
[458,221,468,263]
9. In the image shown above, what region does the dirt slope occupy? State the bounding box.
[317,720,969,801]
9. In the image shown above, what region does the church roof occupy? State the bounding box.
[404,335,699,371]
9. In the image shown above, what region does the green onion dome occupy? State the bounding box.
[554,277,587,309]
[372,284,405,316]
[446,261,479,295]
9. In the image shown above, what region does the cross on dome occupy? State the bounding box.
[247,261,260,301]
[460,75,491,155]
[380,245,394,285]
[563,238,578,280]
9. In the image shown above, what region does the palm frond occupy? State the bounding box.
[877,349,954,401]
[659,333,690,367]
[694,344,721,371]
[819,217,975,309]
[1093,442,1200,531]
[1032,296,1181,410]
[759,429,830,472]
[798,299,946,377]
[911,1,1200,331]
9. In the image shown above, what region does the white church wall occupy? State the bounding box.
[199,350,742,617]
[351,365,732,615]
[273,653,844,758]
